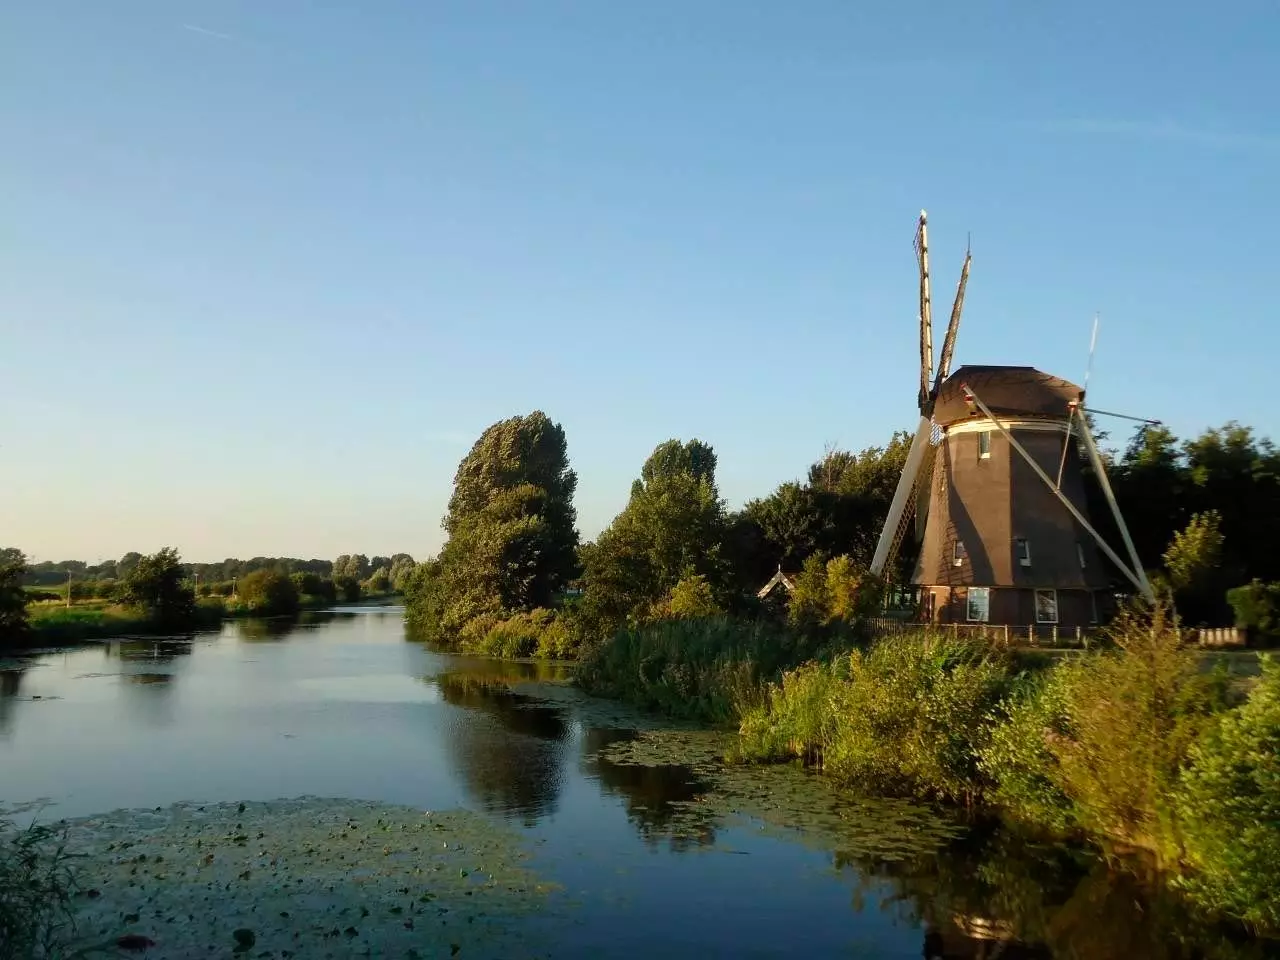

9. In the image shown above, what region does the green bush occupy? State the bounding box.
[1226,580,1280,643]
[0,817,80,957]
[469,608,568,659]
[1175,654,1280,929]
[236,569,300,615]
[577,617,829,726]
[736,634,1014,804]
[1042,606,1227,858]
[978,670,1076,832]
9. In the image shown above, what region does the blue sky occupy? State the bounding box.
[3,1,1277,564]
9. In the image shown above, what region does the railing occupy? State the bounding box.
[860,617,1097,648]
[862,619,1250,649]
[1191,626,1247,648]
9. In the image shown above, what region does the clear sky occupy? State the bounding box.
[3,1,1277,564]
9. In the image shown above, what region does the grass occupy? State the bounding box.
[575,616,829,725]
[0,815,81,959]
[25,602,223,643]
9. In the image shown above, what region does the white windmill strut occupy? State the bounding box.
[960,384,1154,602]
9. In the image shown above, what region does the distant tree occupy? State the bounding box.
[238,569,300,615]
[406,411,579,644]
[369,557,392,576]
[0,547,30,643]
[1162,510,1227,623]
[334,576,362,603]
[333,554,371,582]
[117,552,144,579]
[651,574,723,620]
[577,438,727,640]
[364,566,392,594]
[117,548,196,625]
[290,572,338,604]
[389,554,416,592]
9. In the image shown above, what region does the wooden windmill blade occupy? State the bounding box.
[869,417,934,579]
[916,211,933,412]
[933,245,971,395]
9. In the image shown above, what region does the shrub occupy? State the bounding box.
[979,670,1076,832]
[1174,654,1280,929]
[1226,580,1280,643]
[334,576,362,604]
[738,634,1014,804]
[1043,605,1226,857]
[649,575,723,620]
[0,817,80,957]
[470,609,566,659]
[236,569,300,615]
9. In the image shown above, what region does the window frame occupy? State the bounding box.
[1015,538,1031,567]
[967,586,991,623]
[978,430,992,460]
[1035,588,1059,624]
[953,541,967,567]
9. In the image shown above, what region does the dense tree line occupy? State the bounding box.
[405,410,1280,655]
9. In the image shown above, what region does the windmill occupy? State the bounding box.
[869,211,1153,628]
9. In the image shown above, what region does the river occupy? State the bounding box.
[1,605,1271,958]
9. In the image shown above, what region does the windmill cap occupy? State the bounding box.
[934,365,1084,426]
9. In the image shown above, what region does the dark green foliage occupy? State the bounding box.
[290,572,338,605]
[116,548,196,626]
[237,569,301,615]
[334,576,362,604]
[332,554,371,582]
[1175,655,1280,929]
[0,548,29,645]
[577,439,729,642]
[1227,581,1280,642]
[575,617,826,725]
[406,412,579,646]
[0,817,80,958]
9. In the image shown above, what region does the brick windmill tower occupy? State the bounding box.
[868,211,1153,629]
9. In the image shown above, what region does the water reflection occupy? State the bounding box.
[841,824,1274,959]
[430,671,569,824]
[236,610,341,642]
[0,668,24,736]
[105,637,195,664]
[580,728,717,851]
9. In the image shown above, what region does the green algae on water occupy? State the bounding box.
[58,797,565,959]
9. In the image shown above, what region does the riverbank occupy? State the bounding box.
[14,594,402,646]
[574,608,1280,934]
[5,613,1276,958]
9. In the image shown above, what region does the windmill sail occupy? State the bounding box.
[869,417,933,578]
[916,212,933,412]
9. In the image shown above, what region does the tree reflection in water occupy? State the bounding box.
[0,668,25,736]
[838,823,1273,959]
[431,672,570,825]
[579,728,717,851]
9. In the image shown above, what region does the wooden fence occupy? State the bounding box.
[861,618,1248,649]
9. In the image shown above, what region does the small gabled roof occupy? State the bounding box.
[933,365,1083,427]
[757,568,800,599]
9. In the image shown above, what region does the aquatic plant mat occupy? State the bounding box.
[57,798,564,959]
[592,728,965,860]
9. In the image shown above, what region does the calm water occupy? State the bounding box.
[1,606,1271,958]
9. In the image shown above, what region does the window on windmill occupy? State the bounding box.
[978,430,992,459]
[1015,538,1031,567]
[1077,542,1087,569]
[967,587,990,622]
[1035,589,1058,624]
[953,541,968,566]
